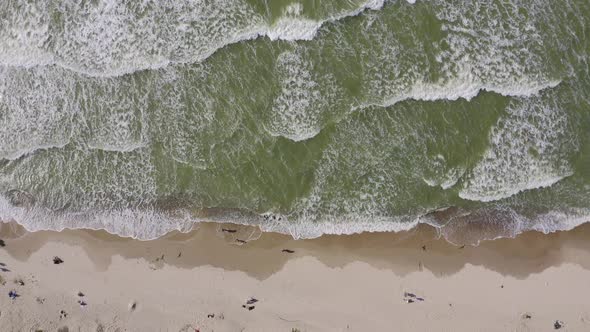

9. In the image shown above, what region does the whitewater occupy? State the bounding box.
[0,0,589,242]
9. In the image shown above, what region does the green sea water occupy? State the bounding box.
[0,0,589,240]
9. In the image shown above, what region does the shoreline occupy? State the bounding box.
[3,203,589,245]
[1,221,590,330]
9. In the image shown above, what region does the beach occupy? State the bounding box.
[1,1,589,331]
[1,222,589,331]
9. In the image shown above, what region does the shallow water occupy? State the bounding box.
[0,0,589,240]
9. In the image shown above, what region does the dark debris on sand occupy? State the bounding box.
[8,290,19,299]
[554,320,564,329]
[0,239,5,247]
[221,228,237,233]
[53,256,64,264]
[404,292,425,304]
[78,291,85,297]
[242,297,258,311]
[282,249,295,254]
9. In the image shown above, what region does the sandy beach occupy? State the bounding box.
[0,222,588,331]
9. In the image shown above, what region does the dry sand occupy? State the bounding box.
[1,221,590,331]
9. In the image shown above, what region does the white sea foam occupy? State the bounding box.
[421,207,590,245]
[423,155,465,190]
[266,50,323,141]
[276,208,590,241]
[79,82,150,152]
[324,0,563,144]
[376,68,561,108]
[3,146,158,215]
[260,213,421,239]
[266,18,321,41]
[150,66,240,169]
[0,0,385,77]
[3,193,588,242]
[0,66,154,159]
[0,0,565,150]
[529,209,590,234]
[459,96,577,202]
[0,190,419,240]
[266,4,321,41]
[267,0,386,41]
[0,134,191,240]
[265,1,571,144]
[0,196,195,239]
[0,67,76,160]
[0,0,586,242]
[0,143,71,162]
[348,0,561,121]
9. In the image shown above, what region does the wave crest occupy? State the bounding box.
[0,0,385,77]
[459,95,578,202]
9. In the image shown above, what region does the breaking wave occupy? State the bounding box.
[0,0,386,77]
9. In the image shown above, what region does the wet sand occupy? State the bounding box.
[1,221,590,331]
